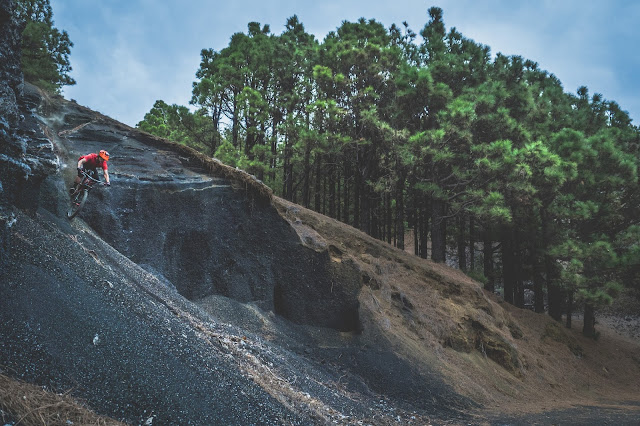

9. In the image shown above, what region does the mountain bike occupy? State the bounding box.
[67,169,104,219]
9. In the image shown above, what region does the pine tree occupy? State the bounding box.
[137,100,217,154]
[143,8,640,333]
[15,0,75,92]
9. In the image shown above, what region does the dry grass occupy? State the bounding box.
[273,196,640,417]
[0,374,125,426]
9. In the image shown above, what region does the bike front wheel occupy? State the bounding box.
[67,189,88,219]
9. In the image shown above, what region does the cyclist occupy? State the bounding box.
[72,149,111,191]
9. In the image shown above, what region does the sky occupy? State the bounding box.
[49,0,640,128]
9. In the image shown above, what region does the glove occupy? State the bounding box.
[104,182,111,187]
[77,167,84,177]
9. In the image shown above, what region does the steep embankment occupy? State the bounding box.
[274,198,640,419]
[1,85,473,425]
[2,87,640,424]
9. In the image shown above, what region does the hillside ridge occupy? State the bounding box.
[1,86,639,425]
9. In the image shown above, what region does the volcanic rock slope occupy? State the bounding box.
[2,85,640,425]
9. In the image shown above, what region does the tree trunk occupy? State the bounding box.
[418,207,426,258]
[314,154,322,212]
[547,286,563,322]
[395,175,405,250]
[321,160,327,215]
[360,183,370,235]
[513,230,525,309]
[583,303,596,338]
[368,190,377,239]
[302,139,311,208]
[343,160,350,225]
[420,198,430,259]
[256,121,266,182]
[483,226,494,292]
[533,258,545,313]
[514,269,525,308]
[270,116,279,184]
[282,134,293,200]
[541,208,563,322]
[469,218,475,271]
[336,168,342,224]
[385,192,392,245]
[209,106,222,155]
[431,199,446,263]
[502,228,515,305]
[232,95,239,148]
[353,160,361,230]
[328,154,336,218]
[566,290,574,329]
[457,215,466,271]
[359,148,372,235]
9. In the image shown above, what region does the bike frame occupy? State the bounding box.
[67,170,102,219]
[77,170,101,191]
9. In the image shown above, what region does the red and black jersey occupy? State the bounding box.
[80,153,108,171]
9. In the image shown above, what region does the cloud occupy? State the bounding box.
[52,0,640,126]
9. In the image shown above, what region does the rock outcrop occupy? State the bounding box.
[0,0,22,143]
[0,0,23,264]
[0,0,57,265]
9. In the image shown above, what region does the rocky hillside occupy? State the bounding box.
[1,1,640,424]
[0,89,637,426]
[0,0,52,263]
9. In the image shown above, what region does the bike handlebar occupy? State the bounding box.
[78,170,103,188]
[80,170,100,182]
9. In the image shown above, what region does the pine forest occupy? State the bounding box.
[136,8,640,337]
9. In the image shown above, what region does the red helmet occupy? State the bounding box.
[99,150,110,161]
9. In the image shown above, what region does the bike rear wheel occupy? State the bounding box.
[67,189,88,219]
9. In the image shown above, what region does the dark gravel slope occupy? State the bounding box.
[1,208,304,425]
[0,203,470,424]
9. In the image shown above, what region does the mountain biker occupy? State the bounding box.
[72,150,111,190]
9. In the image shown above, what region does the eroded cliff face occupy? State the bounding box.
[43,109,362,332]
[0,0,22,140]
[0,0,23,263]
[0,0,57,267]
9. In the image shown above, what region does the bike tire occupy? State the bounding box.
[67,189,88,219]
